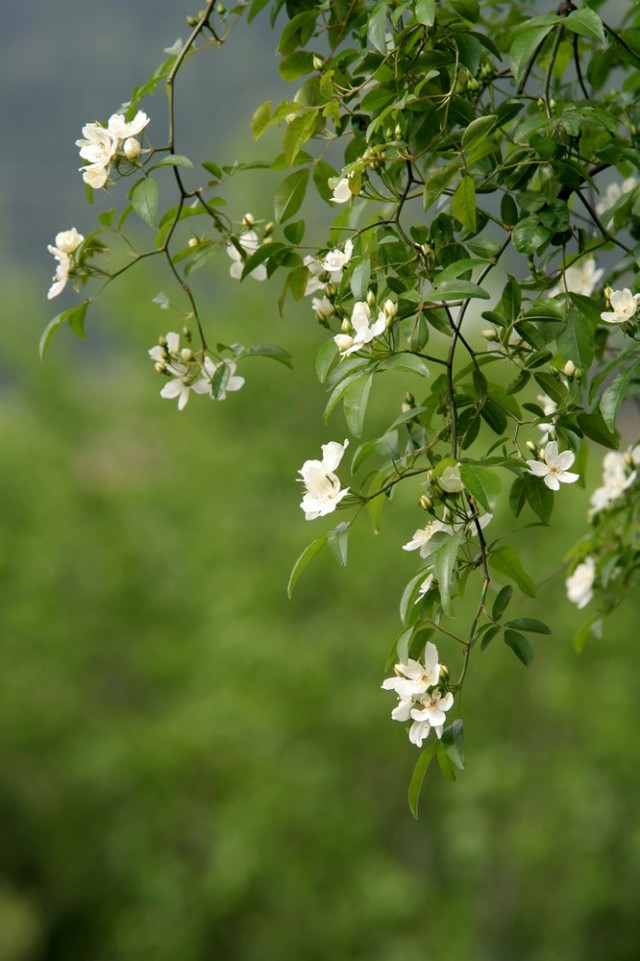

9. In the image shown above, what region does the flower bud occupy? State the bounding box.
[155,362,166,374]
[242,212,256,228]
[549,364,559,377]
[186,15,199,26]
[341,318,351,333]
[404,392,415,408]
[394,124,402,139]
[383,298,397,319]
[325,282,337,298]
[525,440,537,453]
[313,55,324,70]
[366,290,376,307]
[217,2,226,13]
[563,359,576,377]
[419,494,433,511]
[264,221,274,236]
[123,137,141,159]
[438,664,450,683]
[181,348,193,362]
[481,328,497,340]
[188,237,198,248]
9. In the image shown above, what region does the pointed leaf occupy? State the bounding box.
[490,546,536,597]
[504,628,534,665]
[459,464,502,512]
[287,533,328,597]
[505,617,551,634]
[130,178,158,228]
[408,742,437,819]
[343,373,374,437]
[564,8,606,43]
[524,473,554,524]
[599,370,631,432]
[434,531,464,616]
[492,584,513,621]
[452,176,477,233]
[274,168,309,223]
[441,719,465,770]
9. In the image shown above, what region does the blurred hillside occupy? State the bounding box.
[1,2,640,960]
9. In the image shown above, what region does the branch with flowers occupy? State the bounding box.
[45,0,640,814]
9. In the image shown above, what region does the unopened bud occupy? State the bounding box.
[188,237,198,248]
[182,326,192,341]
[404,392,415,408]
[155,362,166,374]
[264,221,274,236]
[123,137,141,159]
[325,283,337,298]
[419,494,432,511]
[563,359,576,377]
[366,290,376,307]
[438,664,450,683]
[186,14,199,26]
[394,124,402,139]
[242,212,256,228]
[217,2,226,13]
[383,298,397,319]
[604,286,613,300]
[180,348,193,362]
[525,440,537,453]
[482,328,497,340]
[549,364,559,377]
[313,55,324,70]
[341,318,351,333]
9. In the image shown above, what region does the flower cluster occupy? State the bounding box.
[334,295,394,357]
[149,332,244,410]
[298,440,350,520]
[589,446,639,517]
[77,110,149,189]
[382,641,454,747]
[301,239,353,320]
[600,288,640,325]
[526,441,579,491]
[47,227,84,300]
[595,176,638,216]
[226,214,267,281]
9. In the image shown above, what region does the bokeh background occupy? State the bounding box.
[2,2,640,960]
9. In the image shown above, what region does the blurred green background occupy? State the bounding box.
[2,2,640,960]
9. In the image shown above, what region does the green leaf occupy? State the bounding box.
[236,342,293,368]
[251,100,272,139]
[564,8,606,44]
[39,302,89,360]
[343,373,374,437]
[313,159,338,202]
[240,241,286,280]
[381,353,430,378]
[504,628,534,666]
[509,476,527,518]
[283,111,317,166]
[430,280,490,301]
[436,743,457,781]
[287,533,328,597]
[274,168,309,223]
[408,742,437,819]
[572,616,601,653]
[512,215,551,254]
[524,473,554,524]
[492,585,513,621]
[130,178,158,228]
[328,522,349,567]
[367,4,388,54]
[578,410,620,450]
[452,176,477,233]
[599,371,631,432]
[434,531,463,616]
[148,154,193,170]
[315,339,338,384]
[490,546,536,597]
[441,719,465,770]
[415,0,435,26]
[284,219,305,244]
[509,22,556,82]
[556,309,594,371]
[350,259,371,301]
[279,50,315,81]
[505,617,551,634]
[461,114,498,152]
[459,464,502,512]
[423,162,458,211]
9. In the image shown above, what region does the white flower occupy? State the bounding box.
[382,642,441,701]
[566,557,596,610]
[149,332,209,411]
[526,441,579,491]
[548,258,604,297]
[321,239,353,274]
[152,292,170,310]
[333,300,387,357]
[226,229,267,281]
[330,177,352,204]
[600,288,640,325]
[80,162,111,190]
[311,296,335,320]
[163,38,184,56]
[416,573,434,600]
[409,689,454,745]
[298,440,350,520]
[47,227,84,299]
[536,392,557,444]
[47,255,71,300]
[402,520,451,558]
[107,110,150,139]
[438,464,463,494]
[595,177,638,216]
[202,358,245,400]
[53,228,84,255]
[589,451,636,515]
[302,255,326,296]
[76,122,118,167]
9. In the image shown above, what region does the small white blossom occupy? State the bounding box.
[382,642,441,700]
[107,110,150,139]
[536,393,557,444]
[438,464,464,494]
[311,296,335,320]
[302,255,326,296]
[566,557,596,610]
[201,358,245,400]
[548,258,604,297]
[80,162,111,190]
[298,440,350,520]
[330,177,352,204]
[152,292,170,310]
[402,520,451,558]
[526,441,579,491]
[226,228,267,281]
[321,239,353,274]
[333,300,387,357]
[148,332,209,411]
[47,227,84,299]
[595,177,638,216]
[600,288,640,325]
[589,450,636,516]
[76,122,118,167]
[409,690,454,745]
